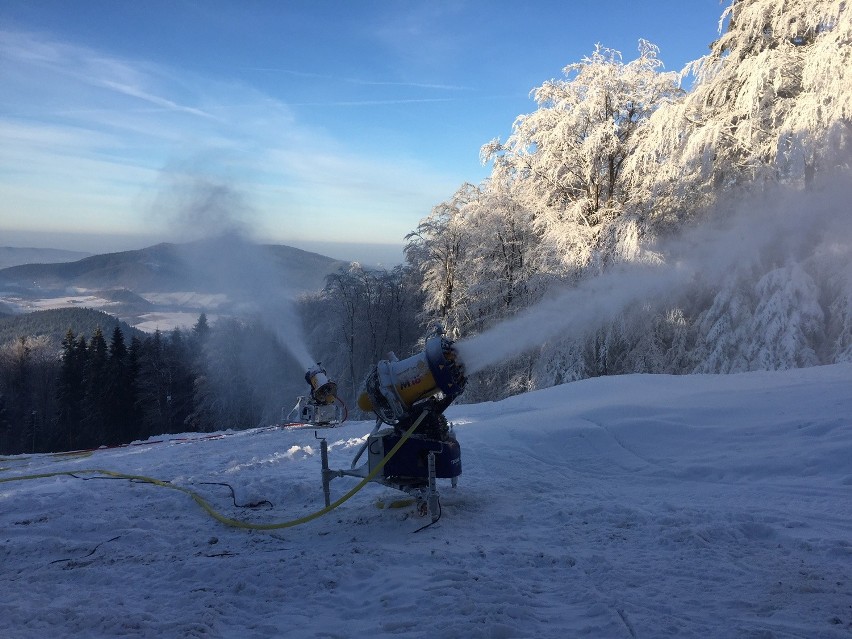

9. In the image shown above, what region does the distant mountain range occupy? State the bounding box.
[0,241,347,293]
[0,240,350,336]
[0,246,92,270]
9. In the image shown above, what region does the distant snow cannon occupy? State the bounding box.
[306,364,337,405]
[320,328,467,522]
[282,363,345,427]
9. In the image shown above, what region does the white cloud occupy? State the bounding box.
[0,29,461,247]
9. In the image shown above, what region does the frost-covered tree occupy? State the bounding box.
[827,291,852,362]
[454,180,547,335]
[405,183,477,335]
[630,0,852,228]
[746,264,824,369]
[302,264,423,406]
[693,262,826,373]
[483,40,682,272]
[684,178,846,375]
[405,1,852,401]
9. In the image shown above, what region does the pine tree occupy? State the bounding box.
[103,326,138,445]
[136,330,168,438]
[0,393,8,454]
[166,328,195,433]
[81,327,109,447]
[192,312,210,344]
[58,332,88,450]
[126,335,143,441]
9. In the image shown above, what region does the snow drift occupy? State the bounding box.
[1,364,851,638]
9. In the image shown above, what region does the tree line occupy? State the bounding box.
[0,323,194,454]
[0,265,426,455]
[0,314,311,454]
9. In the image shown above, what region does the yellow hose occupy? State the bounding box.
[0,412,427,531]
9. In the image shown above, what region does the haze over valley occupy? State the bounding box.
[0,239,348,334]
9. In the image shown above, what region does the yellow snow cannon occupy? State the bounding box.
[319,329,467,522]
[306,363,337,405]
[282,364,345,427]
[356,334,466,424]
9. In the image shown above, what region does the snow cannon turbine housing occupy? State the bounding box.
[357,334,466,424]
[305,363,337,405]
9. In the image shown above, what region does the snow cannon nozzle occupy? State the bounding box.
[357,334,466,424]
[305,363,337,405]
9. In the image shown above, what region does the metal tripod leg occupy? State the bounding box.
[319,436,331,507]
[426,450,439,522]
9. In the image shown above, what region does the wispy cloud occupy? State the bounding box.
[344,78,472,91]
[0,29,461,246]
[241,66,474,92]
[98,80,218,120]
[365,2,470,72]
[0,30,212,121]
[288,98,456,107]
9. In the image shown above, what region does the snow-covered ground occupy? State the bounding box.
[133,311,219,333]
[0,290,225,333]
[2,364,851,638]
[131,292,227,331]
[1,294,122,313]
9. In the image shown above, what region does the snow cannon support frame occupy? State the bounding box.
[321,329,466,521]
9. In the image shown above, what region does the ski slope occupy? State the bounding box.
[2,364,851,638]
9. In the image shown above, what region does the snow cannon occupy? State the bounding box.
[305,363,337,405]
[357,334,466,425]
[319,329,466,523]
[282,364,345,427]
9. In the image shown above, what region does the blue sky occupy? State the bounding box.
[0,1,727,264]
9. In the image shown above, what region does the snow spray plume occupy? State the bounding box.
[151,173,254,241]
[456,173,852,375]
[456,262,688,374]
[155,175,316,370]
[180,232,316,370]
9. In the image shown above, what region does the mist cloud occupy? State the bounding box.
[153,175,316,370]
[457,174,852,374]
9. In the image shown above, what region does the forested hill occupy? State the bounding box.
[0,241,348,293]
[0,308,145,348]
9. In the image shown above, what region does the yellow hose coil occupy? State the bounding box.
[0,412,427,531]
